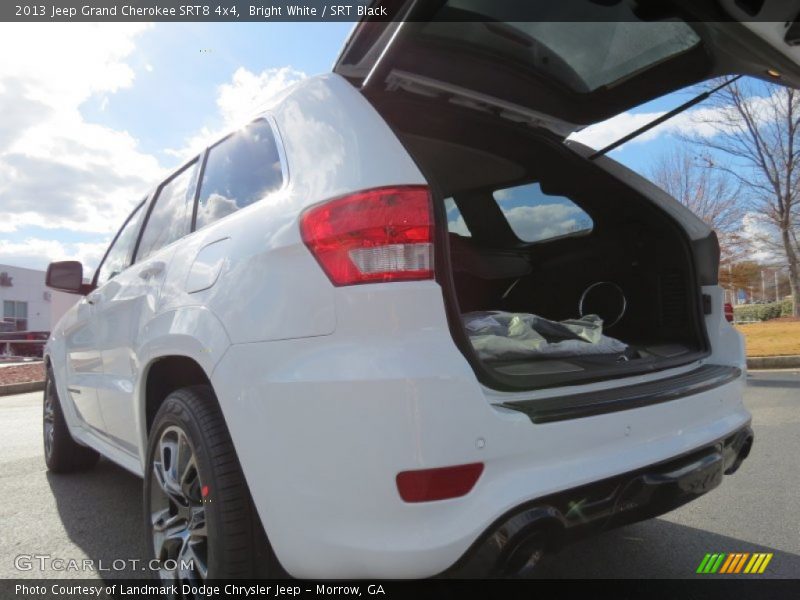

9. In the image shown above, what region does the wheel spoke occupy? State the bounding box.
[179,538,208,580]
[180,456,200,501]
[153,460,177,499]
[173,433,192,487]
[188,505,207,538]
[157,436,188,504]
[152,508,185,533]
[153,521,187,563]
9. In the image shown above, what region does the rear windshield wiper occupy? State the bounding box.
[588,75,743,159]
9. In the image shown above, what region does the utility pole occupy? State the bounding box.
[761,269,766,302]
[775,270,780,303]
[728,263,733,305]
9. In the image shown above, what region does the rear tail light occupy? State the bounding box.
[724,302,734,322]
[396,462,484,503]
[300,186,433,286]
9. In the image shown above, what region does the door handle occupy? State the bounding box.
[138,261,166,280]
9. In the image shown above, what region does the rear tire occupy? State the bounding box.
[43,365,100,473]
[143,385,279,581]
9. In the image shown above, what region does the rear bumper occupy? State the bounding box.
[210,281,751,579]
[449,423,753,577]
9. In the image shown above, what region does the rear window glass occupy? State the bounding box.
[427,1,700,93]
[444,197,471,237]
[492,183,593,243]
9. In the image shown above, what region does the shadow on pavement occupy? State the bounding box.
[46,458,148,580]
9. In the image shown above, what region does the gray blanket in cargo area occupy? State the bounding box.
[462,311,628,361]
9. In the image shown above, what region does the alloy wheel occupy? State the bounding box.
[43,378,55,459]
[150,425,208,582]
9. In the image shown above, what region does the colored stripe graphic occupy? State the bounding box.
[734,553,750,573]
[719,554,736,573]
[699,552,773,574]
[758,554,774,573]
[720,553,740,573]
[696,554,713,573]
[701,553,725,573]
[745,553,774,574]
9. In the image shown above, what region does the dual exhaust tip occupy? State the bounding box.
[449,427,755,578]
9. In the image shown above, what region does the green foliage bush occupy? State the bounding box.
[780,297,794,317]
[734,298,795,321]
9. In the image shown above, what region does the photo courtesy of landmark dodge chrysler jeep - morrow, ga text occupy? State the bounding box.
[42,0,800,581]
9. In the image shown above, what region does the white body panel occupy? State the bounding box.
[45,74,749,578]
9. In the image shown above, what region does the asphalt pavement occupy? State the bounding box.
[1,371,798,580]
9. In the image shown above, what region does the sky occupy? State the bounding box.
[0,22,770,272]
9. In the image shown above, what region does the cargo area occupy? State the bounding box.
[331,1,800,391]
[370,91,712,389]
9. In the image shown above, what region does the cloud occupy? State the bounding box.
[569,87,780,151]
[166,66,306,160]
[740,212,779,263]
[0,237,109,274]
[0,24,162,236]
[218,66,306,124]
[0,23,306,272]
[569,110,666,150]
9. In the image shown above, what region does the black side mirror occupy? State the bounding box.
[46,261,93,294]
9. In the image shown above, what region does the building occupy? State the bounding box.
[0,264,79,332]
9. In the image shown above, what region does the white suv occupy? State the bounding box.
[43,4,799,580]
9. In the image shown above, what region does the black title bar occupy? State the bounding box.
[4,0,797,22]
[8,1,380,21]
[4,579,800,600]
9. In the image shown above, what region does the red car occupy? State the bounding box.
[0,329,48,358]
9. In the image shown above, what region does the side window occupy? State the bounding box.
[137,160,199,261]
[444,197,471,237]
[3,300,28,331]
[195,119,283,231]
[96,201,145,286]
[492,183,593,243]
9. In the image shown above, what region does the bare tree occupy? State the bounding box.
[649,147,743,262]
[682,79,800,316]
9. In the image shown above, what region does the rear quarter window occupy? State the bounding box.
[195,119,284,231]
[492,183,593,243]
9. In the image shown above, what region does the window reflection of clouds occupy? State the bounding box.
[97,202,144,285]
[137,162,198,261]
[493,183,593,243]
[195,120,283,231]
[196,193,239,227]
[444,197,471,237]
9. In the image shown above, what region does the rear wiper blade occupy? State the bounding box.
[588,74,743,160]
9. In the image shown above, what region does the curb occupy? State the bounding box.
[0,380,44,396]
[747,355,800,370]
